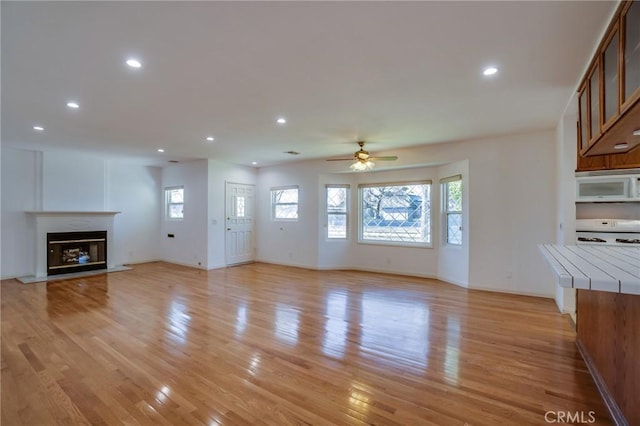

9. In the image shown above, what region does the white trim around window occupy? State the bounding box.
[326,184,350,240]
[440,175,462,246]
[165,186,184,220]
[271,185,299,221]
[357,180,432,248]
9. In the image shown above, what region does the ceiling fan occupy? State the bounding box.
[326,141,398,171]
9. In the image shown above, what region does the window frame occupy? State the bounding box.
[271,185,299,221]
[441,175,463,246]
[326,184,350,240]
[165,186,184,221]
[357,180,432,248]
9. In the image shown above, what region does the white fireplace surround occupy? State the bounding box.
[26,211,120,278]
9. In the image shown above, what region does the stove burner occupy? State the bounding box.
[615,238,640,244]
[577,237,607,243]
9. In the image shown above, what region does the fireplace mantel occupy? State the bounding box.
[27,211,120,279]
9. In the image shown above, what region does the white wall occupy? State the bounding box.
[257,162,322,269]
[437,160,469,287]
[464,134,556,297]
[108,163,162,265]
[42,151,107,211]
[207,160,258,269]
[1,148,40,278]
[160,160,209,269]
[258,130,557,298]
[0,147,162,278]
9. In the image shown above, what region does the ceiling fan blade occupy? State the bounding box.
[369,156,398,161]
[326,158,354,161]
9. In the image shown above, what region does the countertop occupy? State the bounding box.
[539,244,639,295]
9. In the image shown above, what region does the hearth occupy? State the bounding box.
[47,231,107,275]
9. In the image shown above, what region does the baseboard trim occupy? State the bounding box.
[121,258,162,266]
[467,284,553,299]
[255,259,317,271]
[159,259,208,270]
[576,339,628,426]
[437,275,468,288]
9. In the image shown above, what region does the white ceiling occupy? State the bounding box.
[2,1,616,167]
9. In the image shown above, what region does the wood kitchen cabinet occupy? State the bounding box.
[577,0,640,163]
[576,290,640,425]
[576,148,640,171]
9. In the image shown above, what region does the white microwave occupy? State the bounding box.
[576,175,640,202]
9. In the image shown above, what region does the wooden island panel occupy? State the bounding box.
[577,289,640,425]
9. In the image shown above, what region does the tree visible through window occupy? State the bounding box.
[166,187,184,220]
[271,186,299,220]
[443,177,462,245]
[359,182,431,245]
[327,185,349,239]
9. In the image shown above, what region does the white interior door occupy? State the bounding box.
[225,182,255,265]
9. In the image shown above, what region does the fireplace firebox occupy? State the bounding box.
[47,231,107,275]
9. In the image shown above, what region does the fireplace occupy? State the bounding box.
[47,231,107,275]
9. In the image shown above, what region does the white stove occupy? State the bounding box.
[575,219,640,246]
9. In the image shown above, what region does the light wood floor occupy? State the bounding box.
[2,262,610,425]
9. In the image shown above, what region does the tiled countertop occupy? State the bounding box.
[539,244,640,295]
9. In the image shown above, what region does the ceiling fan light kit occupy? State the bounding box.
[327,140,398,172]
[350,160,375,172]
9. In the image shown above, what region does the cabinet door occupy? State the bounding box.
[623,1,640,108]
[588,63,601,143]
[576,120,609,171]
[602,26,620,128]
[578,87,589,152]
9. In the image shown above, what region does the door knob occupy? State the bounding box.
[227,228,231,231]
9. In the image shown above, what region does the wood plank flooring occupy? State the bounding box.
[2,262,611,425]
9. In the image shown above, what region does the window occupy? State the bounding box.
[271,186,299,220]
[326,185,349,239]
[165,187,184,220]
[442,175,462,245]
[359,181,431,246]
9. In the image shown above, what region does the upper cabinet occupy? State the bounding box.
[623,1,640,107]
[578,1,640,158]
[602,25,619,128]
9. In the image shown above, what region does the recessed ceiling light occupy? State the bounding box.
[206,136,215,142]
[276,117,287,125]
[614,143,629,150]
[66,101,79,109]
[251,161,258,165]
[483,67,499,76]
[126,58,142,68]
[157,148,165,153]
[633,129,640,136]
[33,125,44,131]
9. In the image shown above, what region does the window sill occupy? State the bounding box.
[357,240,433,249]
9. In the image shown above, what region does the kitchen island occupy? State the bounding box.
[540,245,639,426]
